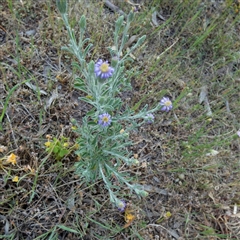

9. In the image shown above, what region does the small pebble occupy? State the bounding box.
[25,29,36,36]
[178,174,185,180]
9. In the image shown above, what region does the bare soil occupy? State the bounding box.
[1,1,240,239]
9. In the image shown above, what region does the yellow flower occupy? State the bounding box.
[12,176,19,182]
[86,95,93,99]
[165,211,172,218]
[123,206,136,228]
[120,129,125,134]
[6,153,17,165]
[63,142,69,148]
[45,141,51,147]
[124,207,136,223]
[74,143,79,149]
[71,126,77,130]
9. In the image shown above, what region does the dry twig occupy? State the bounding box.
[103,0,127,17]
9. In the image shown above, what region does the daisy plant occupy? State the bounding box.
[56,0,173,207]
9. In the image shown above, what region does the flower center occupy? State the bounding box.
[100,63,109,73]
[164,101,171,106]
[102,116,109,123]
[118,202,124,208]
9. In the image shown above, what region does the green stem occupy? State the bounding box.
[99,164,118,204]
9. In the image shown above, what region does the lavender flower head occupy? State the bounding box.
[132,6,141,12]
[98,113,112,127]
[116,199,126,212]
[160,97,173,112]
[146,113,155,123]
[95,59,114,79]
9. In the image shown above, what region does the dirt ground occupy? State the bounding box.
[1,0,240,239]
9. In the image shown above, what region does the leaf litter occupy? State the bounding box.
[0,0,240,239]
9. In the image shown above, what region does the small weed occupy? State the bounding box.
[44,135,76,161]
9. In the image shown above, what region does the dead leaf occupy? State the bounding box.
[208,191,217,204]
[45,88,59,109]
[199,85,208,104]
[25,82,47,95]
[0,215,9,234]
[152,11,166,27]
[124,35,137,49]
[152,11,159,26]
[206,149,219,156]
[199,85,212,116]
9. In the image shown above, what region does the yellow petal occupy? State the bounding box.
[12,176,19,182]
[165,211,172,218]
[71,126,77,130]
[86,95,93,99]
[74,143,79,149]
[124,207,136,223]
[120,129,125,134]
[45,141,51,147]
[6,153,17,165]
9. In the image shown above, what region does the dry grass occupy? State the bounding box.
[0,0,240,239]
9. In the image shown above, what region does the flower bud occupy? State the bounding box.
[139,190,148,197]
[135,188,149,197]
[132,159,139,165]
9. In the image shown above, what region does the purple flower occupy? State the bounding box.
[117,199,126,212]
[146,113,154,123]
[132,6,141,12]
[98,113,112,127]
[160,97,173,112]
[95,59,114,79]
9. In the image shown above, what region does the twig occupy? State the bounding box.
[157,38,179,59]
[148,224,180,239]
[0,25,7,33]
[103,0,127,17]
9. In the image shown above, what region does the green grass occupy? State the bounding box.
[0,0,240,239]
